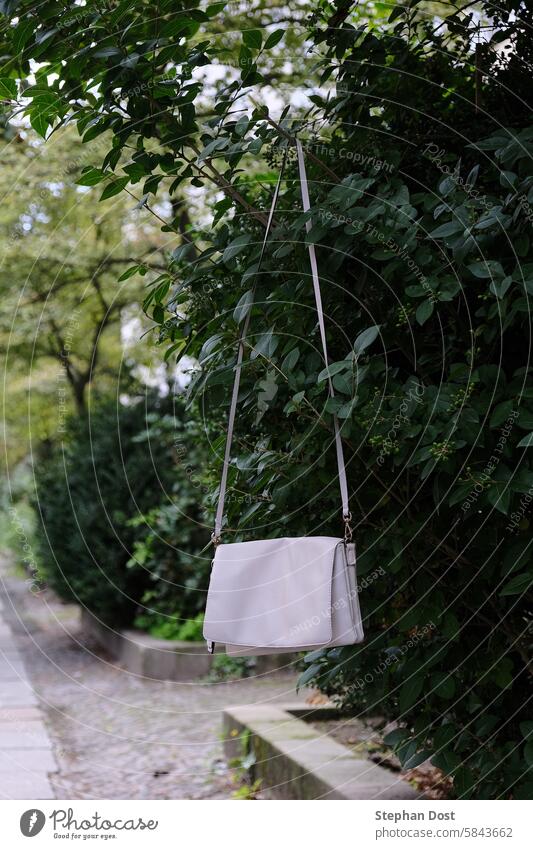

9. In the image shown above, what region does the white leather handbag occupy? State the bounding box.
[203,140,364,656]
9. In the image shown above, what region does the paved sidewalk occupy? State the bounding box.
[0,556,300,799]
[0,590,57,799]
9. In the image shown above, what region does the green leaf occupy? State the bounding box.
[383,728,409,746]
[325,396,342,414]
[476,715,499,736]
[467,260,504,279]
[397,739,417,767]
[212,197,233,226]
[403,749,431,770]
[93,46,122,59]
[486,484,510,515]
[520,722,533,740]
[171,243,196,263]
[152,305,165,324]
[525,741,533,769]
[490,275,512,299]
[500,572,532,596]
[399,676,424,713]
[118,265,142,281]
[491,657,514,689]
[264,29,284,49]
[243,29,262,49]
[281,348,299,372]
[238,44,252,71]
[12,20,34,53]
[518,411,533,430]
[433,724,457,749]
[233,289,254,323]
[454,766,476,797]
[317,360,349,382]
[338,401,355,419]
[303,648,326,663]
[234,115,249,137]
[296,663,323,690]
[76,168,106,187]
[197,136,229,162]
[517,432,533,447]
[354,325,380,354]
[222,234,251,263]
[30,107,51,138]
[490,400,514,428]
[440,612,460,640]
[416,299,434,325]
[207,3,226,16]
[431,671,456,699]
[333,373,352,394]
[251,330,278,359]
[0,77,17,99]
[123,161,148,183]
[429,220,464,238]
[500,170,517,188]
[164,340,185,362]
[431,749,461,774]
[99,177,129,201]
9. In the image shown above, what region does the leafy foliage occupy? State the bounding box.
[134,610,205,641]
[32,392,209,626]
[127,409,213,634]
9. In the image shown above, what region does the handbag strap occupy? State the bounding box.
[296,139,351,527]
[213,139,351,543]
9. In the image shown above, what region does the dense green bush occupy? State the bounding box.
[128,411,213,637]
[33,393,210,627]
[159,7,533,799]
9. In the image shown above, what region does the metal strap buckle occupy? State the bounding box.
[343,512,353,544]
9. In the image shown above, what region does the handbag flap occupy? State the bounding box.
[203,536,342,648]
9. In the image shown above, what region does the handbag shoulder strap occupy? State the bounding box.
[213,139,351,543]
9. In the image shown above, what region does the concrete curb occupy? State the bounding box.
[81,609,212,679]
[223,703,423,800]
[81,609,298,680]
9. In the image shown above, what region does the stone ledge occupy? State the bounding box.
[223,703,423,800]
[81,609,212,680]
[81,609,298,681]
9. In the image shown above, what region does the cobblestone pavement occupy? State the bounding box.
[0,557,300,799]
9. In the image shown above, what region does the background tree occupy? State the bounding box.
[0,125,168,470]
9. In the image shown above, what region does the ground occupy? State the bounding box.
[0,556,298,800]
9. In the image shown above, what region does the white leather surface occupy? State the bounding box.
[203,537,364,654]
